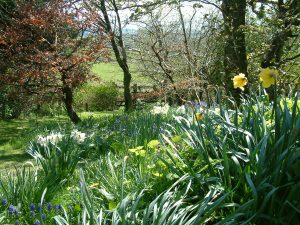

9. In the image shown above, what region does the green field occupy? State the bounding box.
[92,62,153,86]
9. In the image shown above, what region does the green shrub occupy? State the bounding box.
[75,83,120,112]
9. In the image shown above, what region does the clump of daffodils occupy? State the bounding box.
[259,68,279,88]
[70,129,86,143]
[233,73,248,91]
[37,132,63,146]
[151,103,170,115]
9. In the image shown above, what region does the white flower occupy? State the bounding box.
[37,135,47,147]
[37,132,63,146]
[214,108,220,115]
[46,132,63,145]
[151,104,170,115]
[70,129,86,143]
[176,105,186,114]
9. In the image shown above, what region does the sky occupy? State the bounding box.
[117,1,218,31]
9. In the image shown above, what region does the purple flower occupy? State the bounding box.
[15,220,19,225]
[30,203,35,211]
[35,219,41,225]
[54,204,59,211]
[41,214,46,220]
[193,101,200,108]
[58,204,63,211]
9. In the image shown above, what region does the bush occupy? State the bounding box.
[75,83,120,112]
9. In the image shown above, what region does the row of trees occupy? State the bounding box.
[0,0,299,122]
[131,0,299,98]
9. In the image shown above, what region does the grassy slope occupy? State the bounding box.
[0,112,117,169]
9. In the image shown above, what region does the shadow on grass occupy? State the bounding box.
[0,116,68,169]
[0,152,31,162]
[0,152,32,169]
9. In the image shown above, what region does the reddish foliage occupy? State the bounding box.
[0,0,108,99]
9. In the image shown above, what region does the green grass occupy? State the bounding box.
[92,62,153,86]
[0,117,68,169]
[0,112,118,169]
[78,110,121,119]
[0,119,31,169]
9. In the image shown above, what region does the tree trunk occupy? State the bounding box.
[100,0,133,111]
[62,74,81,124]
[178,4,193,77]
[221,0,248,99]
[123,68,133,111]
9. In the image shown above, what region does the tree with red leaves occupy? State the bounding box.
[0,0,107,123]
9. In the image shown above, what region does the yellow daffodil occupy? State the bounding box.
[232,73,247,91]
[259,68,279,88]
[195,112,204,121]
[89,183,99,188]
[152,172,162,177]
[128,146,146,157]
[147,140,160,149]
[108,201,117,210]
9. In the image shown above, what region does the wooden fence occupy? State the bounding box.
[116,78,223,106]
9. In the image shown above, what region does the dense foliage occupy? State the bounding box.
[75,83,120,112]
[1,88,299,224]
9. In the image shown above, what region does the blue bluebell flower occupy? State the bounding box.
[199,101,208,107]
[58,204,63,211]
[2,198,7,206]
[30,211,35,217]
[30,203,35,211]
[15,220,19,225]
[47,203,52,211]
[41,214,46,220]
[14,209,19,215]
[54,204,59,211]
[35,219,41,225]
[8,205,15,214]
